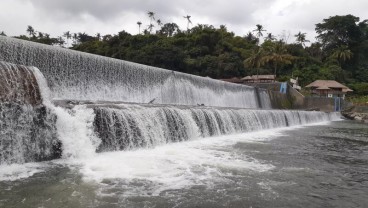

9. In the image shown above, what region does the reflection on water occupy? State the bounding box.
[0,121,367,208]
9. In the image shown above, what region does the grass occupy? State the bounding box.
[347,95,368,106]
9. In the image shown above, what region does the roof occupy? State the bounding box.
[241,75,275,80]
[305,80,352,91]
[316,86,331,90]
[219,77,243,84]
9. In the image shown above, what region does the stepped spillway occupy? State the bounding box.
[90,104,339,152]
[0,62,60,165]
[0,36,268,109]
[0,43,341,166]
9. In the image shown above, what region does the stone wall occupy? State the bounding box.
[249,82,348,112]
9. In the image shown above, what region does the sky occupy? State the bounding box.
[0,0,367,43]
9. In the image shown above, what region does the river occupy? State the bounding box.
[0,120,367,208]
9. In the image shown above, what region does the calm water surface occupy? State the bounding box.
[0,120,367,208]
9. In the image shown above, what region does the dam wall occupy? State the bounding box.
[0,36,269,109]
[0,62,60,165]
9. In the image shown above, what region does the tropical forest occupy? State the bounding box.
[1,14,368,98]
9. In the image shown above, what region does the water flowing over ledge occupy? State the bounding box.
[90,104,340,152]
[0,36,269,109]
[0,46,341,166]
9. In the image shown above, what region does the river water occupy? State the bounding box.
[0,120,367,208]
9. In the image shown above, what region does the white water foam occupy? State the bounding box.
[31,66,100,159]
[53,106,100,159]
[77,129,285,196]
[0,163,46,181]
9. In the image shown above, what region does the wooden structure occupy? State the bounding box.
[241,75,276,83]
[305,80,353,99]
[219,77,243,84]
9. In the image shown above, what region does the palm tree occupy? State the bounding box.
[147,11,155,24]
[63,31,72,45]
[147,23,155,33]
[245,32,258,43]
[38,32,44,38]
[253,24,266,38]
[72,33,78,44]
[331,45,353,65]
[294,31,309,47]
[157,19,163,26]
[183,15,192,31]
[264,33,276,41]
[244,47,265,76]
[262,42,295,76]
[137,21,142,34]
[26,25,35,37]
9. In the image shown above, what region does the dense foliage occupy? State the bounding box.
[2,14,368,95]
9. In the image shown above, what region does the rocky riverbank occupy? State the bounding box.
[342,106,368,124]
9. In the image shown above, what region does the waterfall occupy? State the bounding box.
[0,36,265,108]
[0,39,341,166]
[0,62,60,165]
[0,62,98,165]
[90,104,339,152]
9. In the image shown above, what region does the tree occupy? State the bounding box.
[245,32,258,44]
[157,19,163,27]
[26,25,35,37]
[265,33,276,41]
[137,21,142,34]
[147,23,155,33]
[38,32,44,38]
[244,47,265,76]
[96,33,101,41]
[63,31,72,45]
[253,24,266,38]
[0,31,6,36]
[330,45,353,64]
[147,11,155,24]
[316,15,363,53]
[294,31,309,47]
[183,15,192,31]
[262,41,295,76]
[72,33,78,45]
[158,23,180,37]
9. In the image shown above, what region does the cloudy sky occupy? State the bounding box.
[1,0,367,43]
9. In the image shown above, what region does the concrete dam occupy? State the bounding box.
[0,37,340,165]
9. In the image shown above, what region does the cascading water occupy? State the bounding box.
[90,104,340,152]
[0,61,98,165]
[0,39,340,166]
[0,62,60,165]
[0,36,264,108]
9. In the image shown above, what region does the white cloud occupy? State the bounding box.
[0,0,367,43]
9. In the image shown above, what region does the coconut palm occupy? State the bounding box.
[245,32,258,43]
[26,25,35,37]
[253,24,266,38]
[183,15,192,31]
[264,33,276,41]
[63,31,72,44]
[72,33,78,44]
[294,31,309,47]
[38,32,44,38]
[262,42,295,76]
[147,23,155,33]
[331,45,353,64]
[137,21,142,34]
[157,19,163,26]
[147,11,155,24]
[244,47,265,76]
